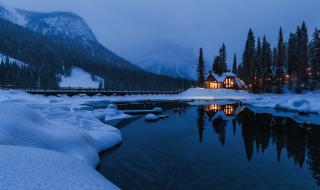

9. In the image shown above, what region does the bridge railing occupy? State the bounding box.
[0,86,184,96]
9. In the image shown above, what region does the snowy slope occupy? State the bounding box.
[0,53,28,67]
[60,67,104,88]
[0,2,26,25]
[0,145,120,190]
[133,41,197,80]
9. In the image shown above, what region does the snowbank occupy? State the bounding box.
[243,92,320,114]
[60,67,104,88]
[0,90,123,167]
[179,88,320,114]
[0,89,125,189]
[0,102,121,167]
[0,145,119,190]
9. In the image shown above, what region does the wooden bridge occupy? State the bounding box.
[2,87,183,96]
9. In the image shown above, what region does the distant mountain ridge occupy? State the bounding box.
[133,41,197,80]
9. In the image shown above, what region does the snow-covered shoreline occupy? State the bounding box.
[181,88,320,114]
[0,90,124,189]
[1,88,320,189]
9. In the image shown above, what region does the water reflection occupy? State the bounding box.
[198,104,320,185]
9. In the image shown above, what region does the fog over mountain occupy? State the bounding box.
[2,0,320,70]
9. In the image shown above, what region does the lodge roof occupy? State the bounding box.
[206,72,246,88]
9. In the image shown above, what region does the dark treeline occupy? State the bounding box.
[238,22,320,93]
[197,106,320,185]
[0,19,193,90]
[197,22,320,94]
[0,57,58,88]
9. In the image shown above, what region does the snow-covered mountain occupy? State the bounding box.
[20,11,97,43]
[0,2,192,89]
[0,2,96,43]
[0,2,141,70]
[133,41,197,80]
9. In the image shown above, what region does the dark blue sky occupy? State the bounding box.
[3,0,320,66]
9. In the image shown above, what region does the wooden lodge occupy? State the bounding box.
[204,72,246,90]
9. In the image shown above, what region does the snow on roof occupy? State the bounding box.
[235,77,246,87]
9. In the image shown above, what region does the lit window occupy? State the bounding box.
[224,105,235,115]
[209,82,219,89]
[224,78,235,88]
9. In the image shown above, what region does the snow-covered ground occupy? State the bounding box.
[0,90,125,189]
[1,87,320,189]
[0,145,119,190]
[60,67,104,88]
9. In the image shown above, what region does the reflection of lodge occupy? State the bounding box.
[196,106,320,185]
[206,104,241,120]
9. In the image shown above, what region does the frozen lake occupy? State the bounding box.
[96,101,320,190]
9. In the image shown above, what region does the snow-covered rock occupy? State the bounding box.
[0,145,120,190]
[105,108,131,125]
[153,107,163,113]
[158,115,169,119]
[145,113,159,121]
[60,67,104,88]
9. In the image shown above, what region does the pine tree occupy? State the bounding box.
[276,27,285,94]
[213,44,228,75]
[254,37,262,91]
[197,48,205,87]
[310,28,320,90]
[261,36,273,93]
[242,29,256,86]
[287,32,298,90]
[218,43,228,74]
[212,56,220,73]
[232,54,238,75]
[296,23,309,93]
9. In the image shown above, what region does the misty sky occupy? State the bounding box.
[2,0,320,66]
